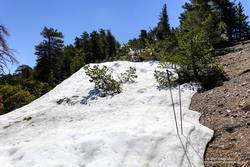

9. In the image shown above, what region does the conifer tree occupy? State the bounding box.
[212,0,237,41]
[14,65,33,79]
[106,30,118,60]
[154,4,171,40]
[69,48,85,74]
[75,32,93,64]
[235,2,249,40]
[89,30,103,62]
[75,29,119,63]
[34,27,64,85]
[177,0,222,80]
[60,45,75,80]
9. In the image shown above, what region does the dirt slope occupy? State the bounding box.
[190,41,250,167]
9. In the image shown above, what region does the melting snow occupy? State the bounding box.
[0,61,213,167]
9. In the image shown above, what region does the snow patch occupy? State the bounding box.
[0,61,213,167]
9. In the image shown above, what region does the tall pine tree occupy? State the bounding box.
[154,4,171,40]
[212,0,237,41]
[34,27,64,85]
[177,0,222,80]
[235,2,249,40]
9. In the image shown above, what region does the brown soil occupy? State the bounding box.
[190,41,250,167]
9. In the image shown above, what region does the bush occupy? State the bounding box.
[154,70,177,89]
[22,80,50,98]
[0,85,35,113]
[176,63,228,90]
[199,64,228,90]
[83,65,121,95]
[120,67,137,83]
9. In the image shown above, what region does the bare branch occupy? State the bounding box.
[0,25,18,74]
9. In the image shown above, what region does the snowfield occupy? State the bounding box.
[0,61,213,167]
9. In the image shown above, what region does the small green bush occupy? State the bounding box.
[199,64,227,90]
[154,70,177,89]
[120,67,138,83]
[83,65,121,95]
[176,64,228,90]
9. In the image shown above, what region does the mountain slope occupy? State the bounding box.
[191,41,250,167]
[0,61,213,167]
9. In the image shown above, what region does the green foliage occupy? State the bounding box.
[75,29,119,63]
[0,68,51,113]
[154,68,177,89]
[235,2,250,40]
[212,0,250,41]
[22,80,50,98]
[116,45,131,61]
[69,48,85,74]
[14,65,33,79]
[120,67,137,83]
[198,64,227,90]
[0,85,35,113]
[34,27,64,86]
[2,1,249,113]
[83,65,121,95]
[154,4,171,40]
[149,30,178,62]
[172,0,222,84]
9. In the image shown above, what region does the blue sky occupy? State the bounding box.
[0,0,249,73]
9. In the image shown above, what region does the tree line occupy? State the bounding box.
[0,0,249,114]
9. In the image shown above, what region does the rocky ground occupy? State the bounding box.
[190,41,250,167]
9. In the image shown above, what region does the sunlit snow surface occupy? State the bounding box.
[0,61,213,167]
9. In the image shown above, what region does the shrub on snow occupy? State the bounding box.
[120,67,138,83]
[83,65,121,96]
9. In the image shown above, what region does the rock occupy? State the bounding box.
[23,117,32,121]
[239,101,245,107]
[230,138,236,141]
[224,124,241,133]
[232,115,237,118]
[218,103,224,107]
[241,82,248,86]
[224,126,235,133]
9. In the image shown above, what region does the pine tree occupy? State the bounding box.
[177,0,221,80]
[235,2,249,40]
[89,31,103,63]
[60,45,75,80]
[69,48,85,74]
[139,30,148,48]
[106,30,118,61]
[212,0,237,41]
[154,4,171,40]
[34,27,64,85]
[75,32,93,64]
[99,29,109,61]
[14,65,33,79]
